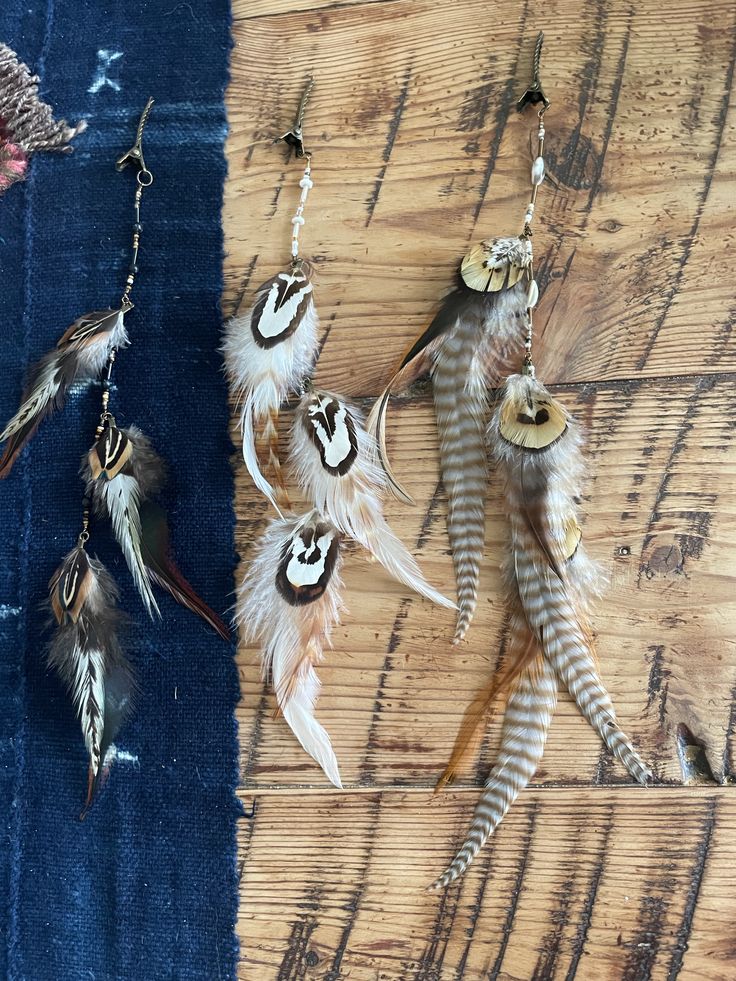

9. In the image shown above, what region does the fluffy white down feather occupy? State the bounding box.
[222,283,319,507]
[236,512,343,788]
[290,390,456,611]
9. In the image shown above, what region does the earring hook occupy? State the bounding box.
[116,97,155,183]
[517,32,550,114]
[279,77,314,159]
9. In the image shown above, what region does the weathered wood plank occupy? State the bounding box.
[234,375,736,790]
[237,788,736,980]
[224,0,736,396]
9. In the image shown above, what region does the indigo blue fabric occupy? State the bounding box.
[0,4,239,979]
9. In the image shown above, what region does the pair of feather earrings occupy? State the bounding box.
[0,102,228,810]
[370,35,651,888]
[224,80,455,788]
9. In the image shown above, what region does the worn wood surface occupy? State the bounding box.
[225,0,736,977]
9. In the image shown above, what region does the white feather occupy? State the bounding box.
[0,358,61,440]
[236,511,343,787]
[222,273,319,502]
[290,390,456,610]
[70,642,107,778]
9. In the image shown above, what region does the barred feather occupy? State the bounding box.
[222,266,319,512]
[0,307,129,477]
[432,646,556,889]
[369,244,529,641]
[490,373,651,784]
[48,547,134,809]
[236,511,343,787]
[290,389,455,610]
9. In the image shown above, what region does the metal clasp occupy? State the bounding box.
[116,96,155,183]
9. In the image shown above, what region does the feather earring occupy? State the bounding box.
[368,212,531,644]
[432,34,650,889]
[236,510,344,787]
[223,79,318,514]
[290,388,455,610]
[27,102,229,809]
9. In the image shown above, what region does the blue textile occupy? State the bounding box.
[0,4,239,979]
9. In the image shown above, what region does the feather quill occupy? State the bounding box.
[83,424,230,639]
[368,238,531,640]
[222,265,319,512]
[48,546,134,809]
[490,373,651,782]
[290,388,455,610]
[236,510,344,787]
[0,307,129,477]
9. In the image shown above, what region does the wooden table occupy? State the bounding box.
[225,1,736,976]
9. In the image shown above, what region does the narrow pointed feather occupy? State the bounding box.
[48,547,134,809]
[431,652,557,890]
[291,390,455,610]
[0,307,128,477]
[435,618,539,793]
[139,501,230,641]
[236,511,344,787]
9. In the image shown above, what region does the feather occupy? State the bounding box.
[490,373,651,784]
[47,546,134,809]
[139,500,231,641]
[290,389,456,610]
[222,265,319,512]
[369,238,531,641]
[83,424,230,639]
[431,648,557,890]
[0,307,129,477]
[236,510,344,787]
[82,424,164,617]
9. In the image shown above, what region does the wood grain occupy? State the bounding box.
[225,0,736,976]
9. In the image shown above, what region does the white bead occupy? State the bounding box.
[291,240,299,256]
[292,215,305,226]
[299,176,313,189]
[527,279,539,309]
[531,156,545,186]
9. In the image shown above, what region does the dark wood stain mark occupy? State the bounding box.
[414,868,464,980]
[469,0,529,232]
[565,807,614,980]
[315,302,341,362]
[242,680,271,783]
[457,56,497,133]
[488,803,538,981]
[622,892,668,981]
[415,479,443,550]
[531,874,576,980]
[646,644,670,729]
[359,598,411,785]
[228,252,259,318]
[721,681,736,781]
[453,839,498,980]
[277,885,323,980]
[323,794,382,981]
[638,375,717,585]
[365,65,412,226]
[666,797,718,980]
[636,25,736,370]
[268,179,283,217]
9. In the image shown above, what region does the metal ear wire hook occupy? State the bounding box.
[279,77,314,159]
[517,32,550,113]
[116,96,155,183]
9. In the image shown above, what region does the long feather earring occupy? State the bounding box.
[232,82,454,786]
[368,190,532,641]
[432,35,651,889]
[40,102,228,810]
[223,79,318,514]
